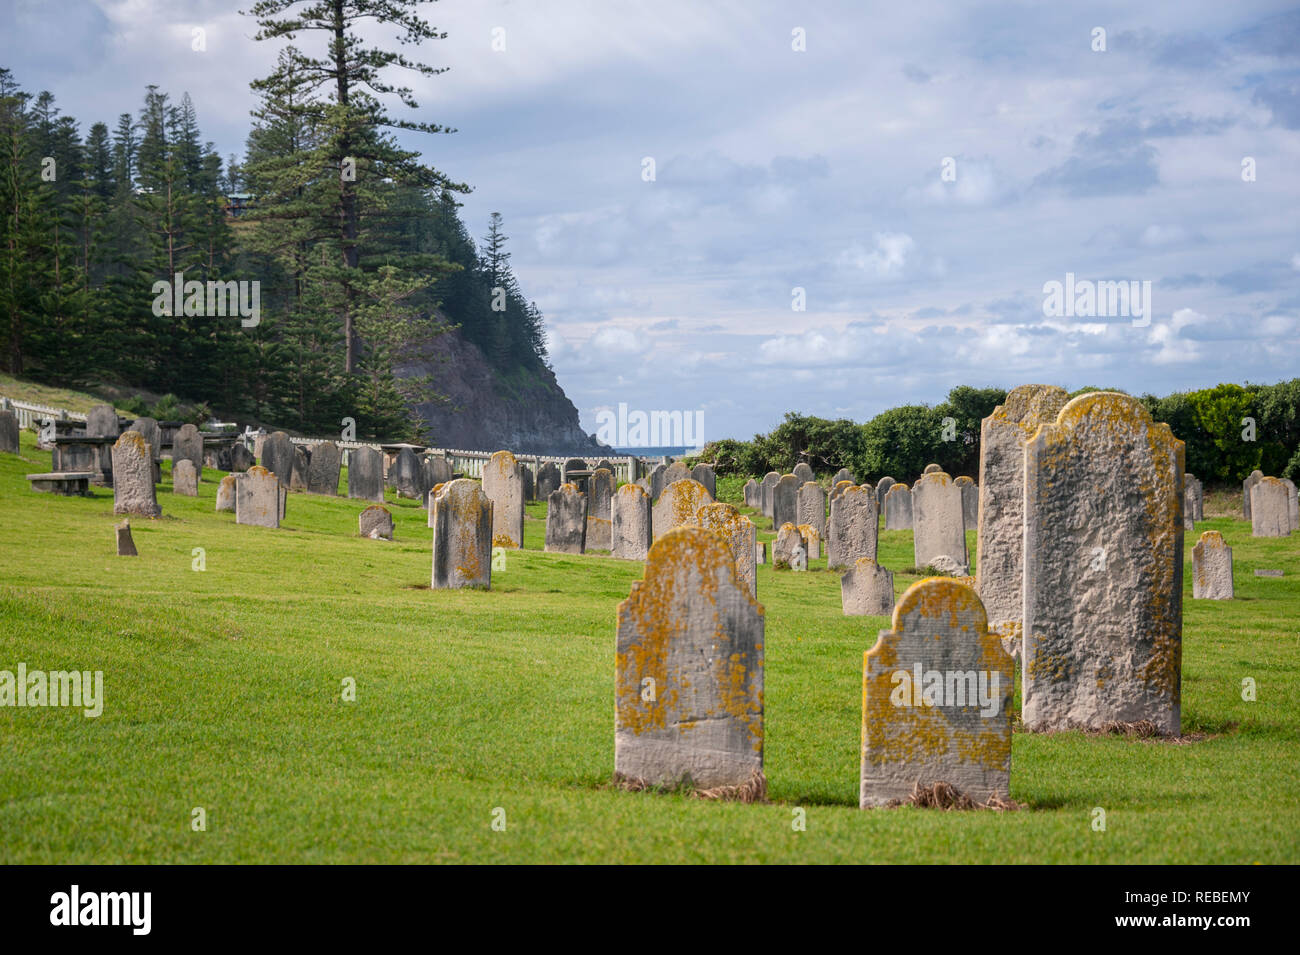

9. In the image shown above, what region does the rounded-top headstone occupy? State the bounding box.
[260,431,294,488]
[690,462,717,499]
[111,431,161,517]
[611,483,652,560]
[1192,530,1232,600]
[172,423,204,481]
[483,450,525,548]
[359,504,394,540]
[347,446,384,502]
[431,480,492,588]
[307,441,343,495]
[793,462,815,484]
[922,463,941,474]
[875,476,896,505]
[128,417,161,459]
[652,478,713,540]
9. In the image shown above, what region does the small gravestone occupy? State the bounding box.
[483,450,526,549]
[652,478,713,540]
[172,424,204,481]
[431,480,492,589]
[1192,531,1233,600]
[1243,469,1263,520]
[260,431,294,487]
[841,557,894,616]
[647,463,669,501]
[756,541,766,564]
[828,485,878,569]
[229,443,254,472]
[545,483,587,554]
[954,476,978,531]
[536,462,562,501]
[173,459,198,496]
[1250,477,1291,537]
[912,471,967,570]
[742,478,758,508]
[615,527,764,793]
[860,578,1013,808]
[216,474,237,512]
[884,482,912,530]
[797,523,821,560]
[833,467,855,487]
[793,462,815,484]
[773,522,807,570]
[1255,569,1283,578]
[347,446,384,502]
[307,441,342,495]
[761,471,780,517]
[698,501,757,597]
[771,474,799,529]
[389,447,423,499]
[115,519,138,557]
[111,431,161,518]
[585,467,616,551]
[662,461,691,489]
[1283,478,1299,532]
[1184,485,1196,531]
[922,463,941,474]
[611,483,653,560]
[797,481,827,544]
[1184,473,1204,521]
[1023,392,1184,735]
[928,554,968,575]
[236,465,281,528]
[691,463,717,499]
[289,445,311,490]
[876,476,896,505]
[0,409,18,454]
[359,504,394,540]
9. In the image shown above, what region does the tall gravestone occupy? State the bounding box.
[1250,477,1291,537]
[615,527,764,793]
[1192,531,1233,600]
[860,578,1014,808]
[307,441,342,495]
[545,483,587,554]
[828,485,878,570]
[742,478,758,508]
[1242,469,1263,520]
[652,479,713,540]
[585,467,616,551]
[389,447,423,499]
[833,467,855,487]
[289,445,311,490]
[954,476,977,532]
[521,465,535,503]
[1283,478,1299,533]
[483,450,525,549]
[760,471,780,518]
[347,447,384,502]
[797,481,827,545]
[793,462,815,484]
[173,459,198,496]
[697,502,757,597]
[1184,473,1204,521]
[883,482,912,530]
[611,484,653,560]
[1023,392,1184,735]
[875,476,895,506]
[236,465,281,528]
[912,471,968,571]
[216,474,237,512]
[431,480,492,589]
[975,384,1070,648]
[85,404,120,483]
[111,432,161,518]
[647,463,669,502]
[690,463,717,500]
[841,557,894,616]
[536,462,561,502]
[0,409,18,454]
[128,417,161,461]
[771,474,799,530]
[260,431,294,488]
[172,424,204,481]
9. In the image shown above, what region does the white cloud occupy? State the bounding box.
[837,233,915,277]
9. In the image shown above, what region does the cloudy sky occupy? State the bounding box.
[4,0,1298,442]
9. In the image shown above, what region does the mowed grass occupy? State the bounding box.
[1,432,1298,863]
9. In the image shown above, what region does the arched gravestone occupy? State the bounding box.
[760,471,780,518]
[1184,473,1204,521]
[912,471,968,571]
[742,478,758,508]
[307,441,342,495]
[922,463,942,474]
[545,483,587,554]
[771,474,799,530]
[260,431,295,488]
[564,458,588,485]
[1250,477,1291,537]
[652,479,713,541]
[615,527,765,794]
[796,481,827,544]
[860,578,1013,808]
[483,450,525,548]
[690,463,716,500]
[611,484,652,560]
[423,455,454,501]
[431,480,492,589]
[875,476,895,506]
[172,424,204,481]
[389,447,423,499]
[290,444,311,490]
[236,465,281,528]
[1022,392,1184,735]
[697,501,757,597]
[585,467,616,551]
[647,463,668,502]
[828,485,878,570]
[883,482,912,530]
[347,447,384,502]
[129,417,161,461]
[1192,531,1232,600]
[975,384,1070,646]
[841,557,894,616]
[833,467,855,487]
[830,479,855,504]
[535,462,561,502]
[172,459,198,496]
[111,432,161,518]
[793,462,815,484]
[1242,469,1263,520]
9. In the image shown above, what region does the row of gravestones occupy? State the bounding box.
[1241,469,1299,537]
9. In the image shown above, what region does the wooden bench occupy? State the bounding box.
[26,472,95,496]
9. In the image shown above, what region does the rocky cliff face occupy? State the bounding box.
[396,327,607,455]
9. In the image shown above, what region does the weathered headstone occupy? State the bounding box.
[611,483,653,560]
[389,447,423,499]
[883,482,912,530]
[974,384,1070,648]
[922,463,942,474]
[115,519,138,557]
[483,450,526,549]
[1192,531,1233,600]
[289,444,311,491]
[585,467,616,551]
[1023,392,1184,735]
[841,557,894,616]
[828,485,878,570]
[771,474,799,530]
[86,404,120,475]
[359,504,394,540]
[236,465,281,528]
[773,522,807,570]
[1284,478,1300,533]
[306,441,342,495]
[742,478,758,508]
[173,459,198,496]
[833,467,855,487]
[260,431,294,487]
[215,474,237,512]
[615,527,764,793]
[652,478,713,540]
[830,479,855,504]
[521,465,534,503]
[431,480,492,589]
[1184,485,1196,531]
[760,471,780,518]
[860,578,1013,808]
[912,471,968,570]
[172,424,204,481]
[954,476,978,532]
[647,463,669,502]
[698,502,757,597]
[797,481,827,545]
[1243,469,1263,520]
[797,523,821,560]
[229,443,254,472]
[662,461,691,491]
[1250,477,1291,537]
[128,417,161,460]
[111,431,161,517]
[0,409,18,454]
[422,455,454,503]
[875,476,896,505]
[536,462,561,502]
[1184,473,1204,521]
[793,462,815,484]
[756,541,766,564]
[347,446,384,502]
[690,463,717,499]
[545,483,587,554]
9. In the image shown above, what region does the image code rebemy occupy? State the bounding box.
[0,0,1297,870]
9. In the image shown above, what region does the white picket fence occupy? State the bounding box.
[0,397,86,431]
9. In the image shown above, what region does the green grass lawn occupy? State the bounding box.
[1,430,1297,863]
